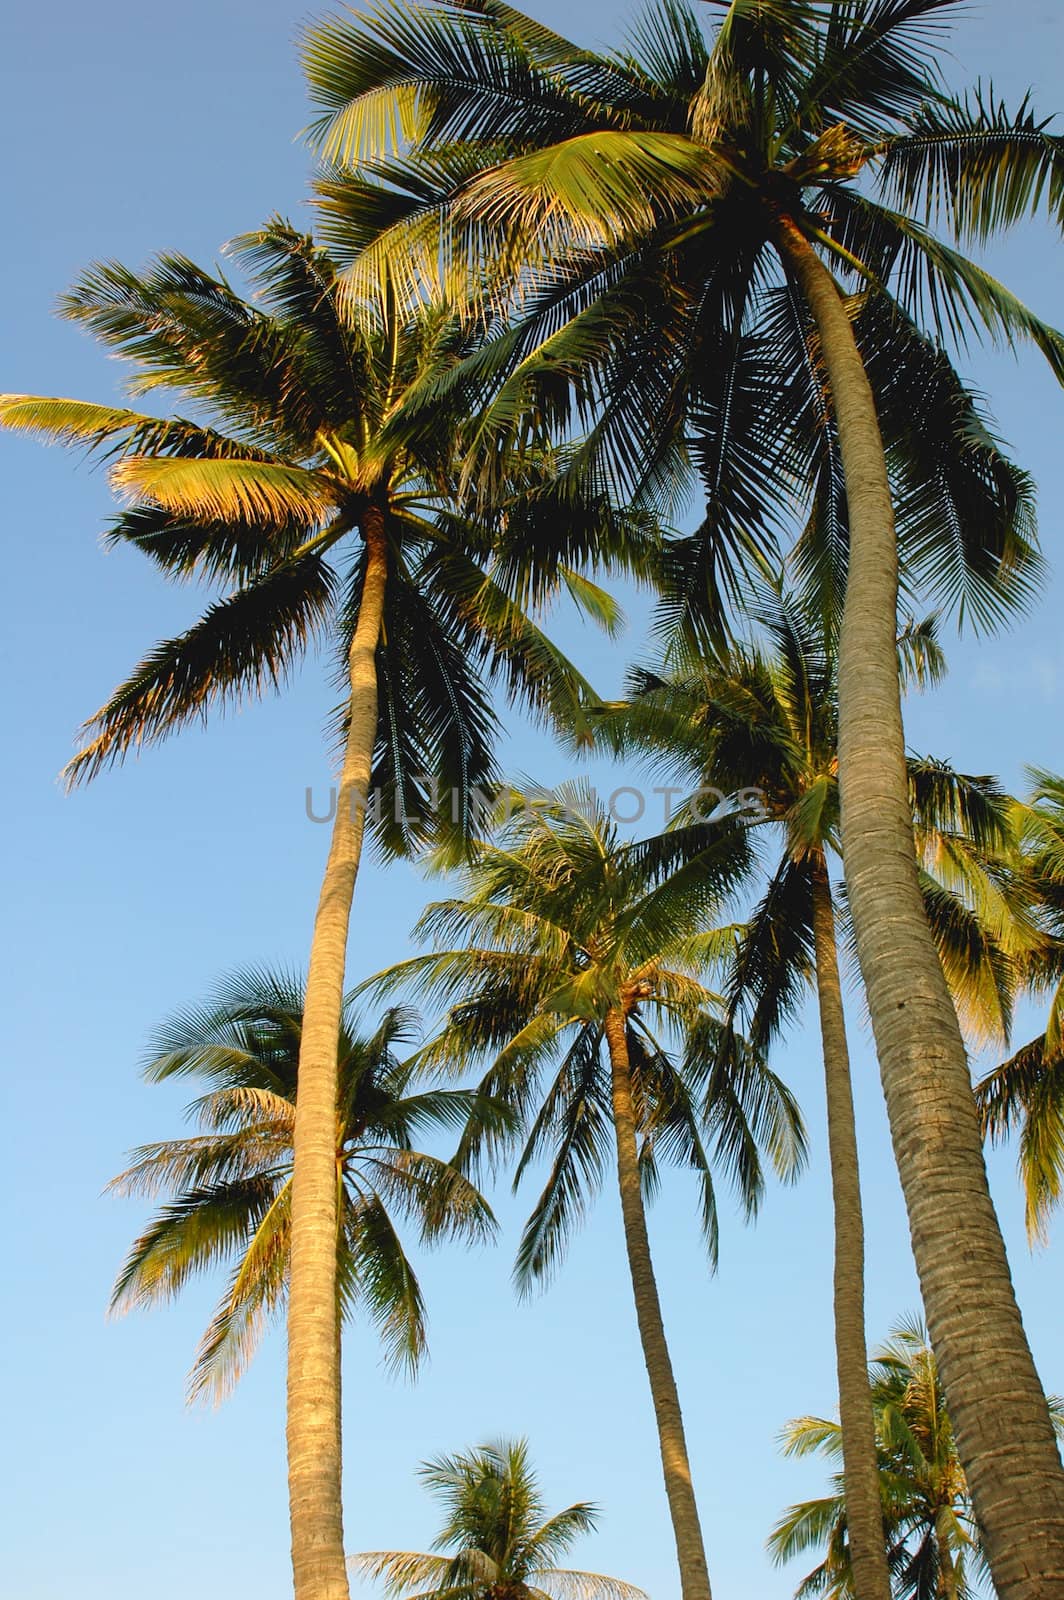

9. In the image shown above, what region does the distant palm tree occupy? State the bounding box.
[108,968,501,1400]
[769,1317,1064,1600]
[592,589,1030,1599]
[366,789,805,1600]
[979,769,1064,1241]
[351,1438,646,1600]
[301,7,1064,1583]
[0,223,647,1600]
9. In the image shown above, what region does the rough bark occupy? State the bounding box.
[779,215,1064,1600]
[287,508,389,1600]
[810,857,891,1600]
[603,1006,713,1600]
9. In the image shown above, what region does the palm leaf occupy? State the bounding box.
[63,552,336,784]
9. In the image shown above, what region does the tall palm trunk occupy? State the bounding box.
[603,1005,713,1600]
[809,857,891,1600]
[287,507,389,1600]
[938,1536,960,1600]
[779,216,1064,1599]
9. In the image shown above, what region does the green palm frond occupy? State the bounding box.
[513,1023,611,1288]
[878,89,1064,241]
[63,551,337,786]
[896,613,947,689]
[110,1174,282,1314]
[532,1570,647,1600]
[343,1187,428,1375]
[825,189,1064,380]
[977,1035,1064,1243]
[0,395,262,463]
[188,1178,291,1402]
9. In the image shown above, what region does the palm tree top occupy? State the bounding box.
[108,967,505,1399]
[350,1437,647,1600]
[301,0,1060,639]
[365,787,806,1281]
[0,220,657,831]
[768,1315,1064,1599]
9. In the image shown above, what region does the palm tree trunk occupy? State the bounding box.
[603,1005,713,1600]
[778,216,1064,1600]
[809,857,891,1600]
[287,506,389,1600]
[938,1541,960,1600]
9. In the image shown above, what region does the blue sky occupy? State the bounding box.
[2,3,1063,1598]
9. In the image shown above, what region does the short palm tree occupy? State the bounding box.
[365,790,806,1600]
[769,1317,1064,1600]
[979,770,1064,1241]
[0,224,648,1600]
[592,588,1031,1600]
[300,7,1064,1582]
[108,969,501,1400]
[351,1437,646,1600]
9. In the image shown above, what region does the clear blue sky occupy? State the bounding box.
[2,4,1062,1598]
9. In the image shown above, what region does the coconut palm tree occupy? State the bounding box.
[108,968,503,1401]
[300,6,1064,1585]
[0,223,651,1600]
[591,588,1033,1600]
[363,789,806,1600]
[978,770,1064,1242]
[770,1317,1064,1600]
[351,1437,646,1600]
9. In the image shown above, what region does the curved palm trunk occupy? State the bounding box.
[603,1006,713,1600]
[779,217,1064,1599]
[809,858,891,1600]
[287,507,389,1600]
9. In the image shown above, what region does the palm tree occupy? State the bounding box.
[593,590,1030,1600]
[300,5,1064,1583]
[0,224,649,1600]
[351,1437,646,1600]
[364,789,806,1600]
[107,969,503,1401]
[769,1317,1064,1600]
[978,770,1064,1242]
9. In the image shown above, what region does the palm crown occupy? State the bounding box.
[0,220,647,839]
[351,1438,647,1600]
[108,969,502,1400]
[593,588,1038,1052]
[302,0,1060,640]
[365,787,805,1278]
[769,1317,1064,1600]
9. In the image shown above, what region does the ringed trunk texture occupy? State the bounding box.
[603,1006,713,1600]
[779,215,1064,1599]
[810,858,891,1600]
[287,508,389,1600]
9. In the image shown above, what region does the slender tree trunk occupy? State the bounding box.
[778,216,1064,1600]
[603,1006,713,1600]
[938,1540,959,1600]
[287,508,389,1600]
[810,857,891,1600]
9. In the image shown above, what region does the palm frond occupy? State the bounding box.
[63,552,336,784]
[878,89,1064,241]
